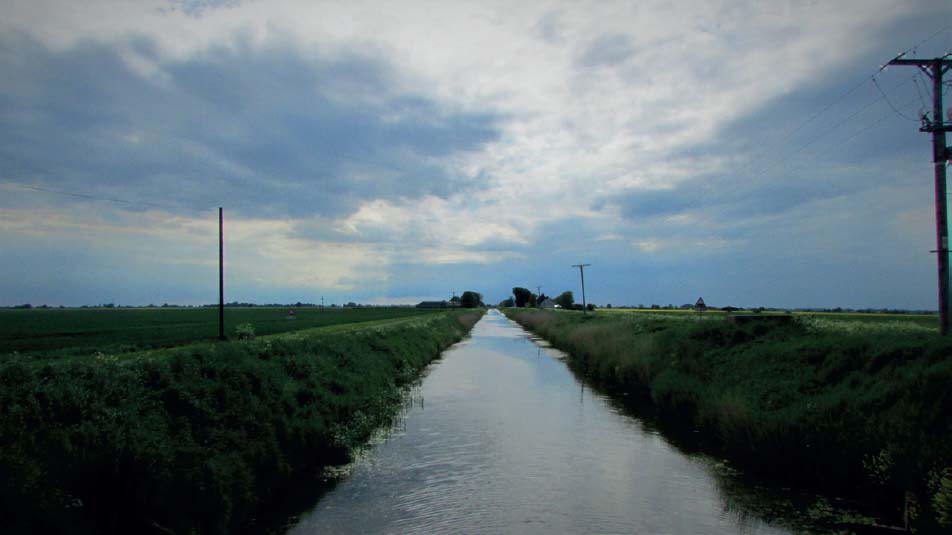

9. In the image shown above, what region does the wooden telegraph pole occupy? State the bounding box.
[887,55,952,334]
[572,263,591,314]
[219,207,225,340]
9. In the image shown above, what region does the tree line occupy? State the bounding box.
[500,287,586,310]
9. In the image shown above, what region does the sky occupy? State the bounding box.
[1,0,951,309]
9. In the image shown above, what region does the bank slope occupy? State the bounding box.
[502,308,952,532]
[0,310,483,534]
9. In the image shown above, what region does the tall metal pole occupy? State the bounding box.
[931,59,949,335]
[888,56,952,334]
[572,263,591,314]
[219,207,225,340]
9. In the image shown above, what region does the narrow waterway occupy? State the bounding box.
[286,310,810,534]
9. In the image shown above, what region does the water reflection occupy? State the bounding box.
[284,310,850,534]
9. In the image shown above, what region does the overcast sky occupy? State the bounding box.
[1,0,950,309]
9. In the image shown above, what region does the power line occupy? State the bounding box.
[872,75,921,121]
[659,27,952,224]
[661,74,918,225]
[752,77,916,176]
[914,73,932,116]
[0,180,216,213]
[709,94,919,219]
[761,24,951,169]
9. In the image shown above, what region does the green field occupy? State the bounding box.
[0,309,484,533]
[0,307,442,357]
[603,307,938,331]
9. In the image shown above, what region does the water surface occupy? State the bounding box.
[288,310,799,534]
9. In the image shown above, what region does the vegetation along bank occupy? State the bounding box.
[0,309,483,534]
[502,308,952,532]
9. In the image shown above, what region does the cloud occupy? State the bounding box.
[163,0,244,18]
[0,31,501,218]
[1,1,949,308]
[577,34,634,67]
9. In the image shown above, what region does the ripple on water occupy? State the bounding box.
[288,311,799,535]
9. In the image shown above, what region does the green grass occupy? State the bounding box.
[503,308,952,532]
[603,307,938,330]
[0,307,442,357]
[0,309,484,534]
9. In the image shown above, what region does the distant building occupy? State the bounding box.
[539,298,559,309]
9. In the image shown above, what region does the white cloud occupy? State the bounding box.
[1,0,948,306]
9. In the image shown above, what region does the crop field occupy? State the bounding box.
[0,309,484,533]
[0,306,443,357]
[601,307,938,332]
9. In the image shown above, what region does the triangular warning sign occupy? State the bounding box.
[695,297,706,309]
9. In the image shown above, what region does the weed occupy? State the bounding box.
[503,308,952,531]
[0,309,484,534]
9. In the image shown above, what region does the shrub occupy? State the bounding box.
[235,323,255,340]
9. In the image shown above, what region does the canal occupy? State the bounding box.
[285,309,839,534]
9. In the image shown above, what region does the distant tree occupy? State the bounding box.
[460,291,483,308]
[555,291,574,309]
[450,295,461,304]
[499,297,515,307]
[528,293,538,307]
[586,303,595,311]
[605,303,612,309]
[512,287,532,308]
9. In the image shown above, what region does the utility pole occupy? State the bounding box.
[536,285,542,297]
[888,54,952,334]
[218,207,225,340]
[571,264,591,314]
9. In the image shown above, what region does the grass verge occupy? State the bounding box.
[0,309,484,534]
[503,308,952,532]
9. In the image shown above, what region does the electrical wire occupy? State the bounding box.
[658,22,951,224]
[0,180,217,214]
[660,74,917,225]
[913,74,930,115]
[714,94,920,213]
[872,75,921,121]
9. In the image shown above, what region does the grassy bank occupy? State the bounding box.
[0,309,483,534]
[503,308,952,531]
[0,307,444,357]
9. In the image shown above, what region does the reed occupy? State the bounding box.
[503,308,952,532]
[0,310,483,534]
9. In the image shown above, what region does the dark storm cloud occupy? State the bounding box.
[611,167,867,222]
[607,62,927,224]
[0,32,501,217]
